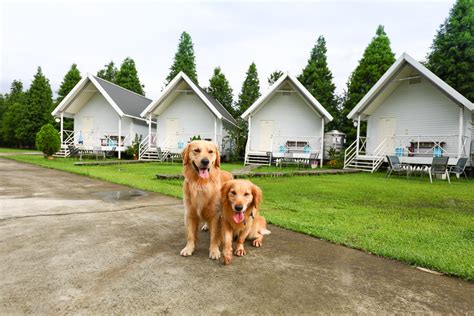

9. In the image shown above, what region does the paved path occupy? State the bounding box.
[0,158,473,314]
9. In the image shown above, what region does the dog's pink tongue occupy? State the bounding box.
[233,212,244,223]
[198,168,209,179]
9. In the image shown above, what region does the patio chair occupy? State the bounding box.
[427,157,450,184]
[281,152,296,168]
[448,157,469,180]
[306,153,319,168]
[386,155,409,179]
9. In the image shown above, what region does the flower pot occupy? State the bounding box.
[133,154,138,160]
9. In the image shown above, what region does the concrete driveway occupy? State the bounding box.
[0,158,473,314]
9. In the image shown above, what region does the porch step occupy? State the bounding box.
[53,147,70,158]
[245,153,271,166]
[344,155,383,172]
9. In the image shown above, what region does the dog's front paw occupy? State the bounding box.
[201,223,208,231]
[209,247,221,260]
[234,247,247,257]
[252,239,262,247]
[223,254,232,265]
[180,245,194,257]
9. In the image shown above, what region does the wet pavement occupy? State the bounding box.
[0,158,473,314]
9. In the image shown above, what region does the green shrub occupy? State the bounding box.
[35,124,60,157]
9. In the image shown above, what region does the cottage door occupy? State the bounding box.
[166,118,179,148]
[379,117,396,154]
[259,120,274,152]
[81,116,94,146]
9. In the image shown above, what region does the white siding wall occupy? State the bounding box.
[249,92,322,152]
[156,92,218,148]
[73,93,123,145]
[366,79,470,156]
[129,121,149,145]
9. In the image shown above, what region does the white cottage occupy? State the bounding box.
[51,74,153,158]
[345,52,473,172]
[139,71,237,160]
[241,73,333,166]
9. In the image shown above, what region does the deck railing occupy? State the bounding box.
[62,130,130,149]
[343,137,367,169]
[271,135,322,154]
[379,135,468,157]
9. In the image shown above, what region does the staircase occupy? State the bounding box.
[344,137,386,173]
[244,152,272,166]
[54,130,76,158]
[139,134,169,161]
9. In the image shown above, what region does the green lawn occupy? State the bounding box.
[0,147,40,153]
[3,154,474,280]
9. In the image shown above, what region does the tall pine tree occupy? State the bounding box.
[268,70,283,86]
[57,64,82,104]
[1,80,27,146]
[341,25,395,140]
[298,36,338,130]
[207,67,235,116]
[166,32,198,84]
[115,57,145,95]
[232,62,261,158]
[56,64,82,130]
[18,67,53,147]
[236,62,261,116]
[97,61,118,82]
[426,0,474,101]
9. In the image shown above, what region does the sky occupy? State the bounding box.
[0,0,455,100]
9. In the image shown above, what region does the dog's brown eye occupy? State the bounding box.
[244,193,250,196]
[194,149,201,153]
[230,190,236,195]
[208,150,214,154]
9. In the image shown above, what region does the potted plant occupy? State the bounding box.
[35,123,61,159]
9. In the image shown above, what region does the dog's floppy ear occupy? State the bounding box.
[182,143,190,165]
[214,143,221,168]
[250,182,263,210]
[221,181,232,204]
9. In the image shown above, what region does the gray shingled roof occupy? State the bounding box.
[93,76,152,118]
[196,85,237,125]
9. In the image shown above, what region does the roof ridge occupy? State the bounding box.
[91,74,152,101]
[196,85,236,124]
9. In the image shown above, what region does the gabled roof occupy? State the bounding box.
[240,73,333,123]
[51,74,152,120]
[140,71,237,126]
[347,52,474,120]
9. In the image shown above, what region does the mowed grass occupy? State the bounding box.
[4,153,474,280]
[253,174,474,280]
[5,154,242,198]
[0,147,40,153]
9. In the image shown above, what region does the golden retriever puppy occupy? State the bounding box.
[221,180,271,265]
[181,140,233,259]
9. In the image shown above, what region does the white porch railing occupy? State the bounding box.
[344,136,367,168]
[61,130,76,148]
[271,135,322,155]
[62,130,130,150]
[161,133,221,153]
[383,135,469,157]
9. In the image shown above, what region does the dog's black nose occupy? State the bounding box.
[201,158,209,166]
[235,205,243,212]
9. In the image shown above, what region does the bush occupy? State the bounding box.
[35,123,60,157]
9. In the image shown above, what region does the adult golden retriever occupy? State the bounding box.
[180,140,233,259]
[220,179,270,265]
